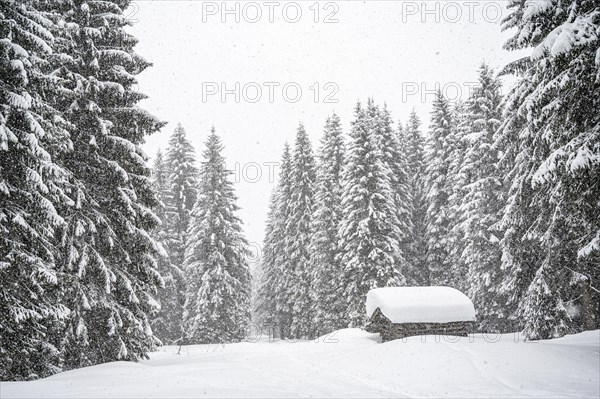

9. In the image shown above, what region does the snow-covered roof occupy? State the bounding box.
[366,287,476,324]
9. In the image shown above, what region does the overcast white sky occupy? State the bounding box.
[127,0,528,262]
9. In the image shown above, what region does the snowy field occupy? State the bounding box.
[2,329,598,398]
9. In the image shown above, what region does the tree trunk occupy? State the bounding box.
[581,278,596,331]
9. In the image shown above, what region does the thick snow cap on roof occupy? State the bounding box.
[366,287,476,324]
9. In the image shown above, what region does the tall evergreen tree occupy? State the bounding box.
[150,150,184,343]
[254,191,279,331]
[337,100,404,327]
[287,124,316,338]
[44,0,165,368]
[424,91,456,286]
[151,124,198,343]
[378,105,411,279]
[0,0,71,380]
[398,110,429,285]
[183,128,251,344]
[255,144,294,338]
[497,0,600,339]
[164,124,198,268]
[309,114,346,333]
[494,106,546,335]
[456,64,506,331]
[445,100,471,292]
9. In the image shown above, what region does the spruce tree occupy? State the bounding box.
[445,100,471,292]
[254,190,279,332]
[337,100,404,327]
[287,124,316,338]
[150,150,185,343]
[378,105,411,279]
[0,0,70,380]
[309,114,346,333]
[497,0,599,338]
[400,110,429,286]
[456,64,506,331]
[44,0,165,368]
[424,91,456,286]
[164,124,198,269]
[183,128,251,344]
[155,124,198,343]
[495,108,546,335]
[255,144,294,338]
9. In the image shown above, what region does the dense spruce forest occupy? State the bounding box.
[1,0,598,383]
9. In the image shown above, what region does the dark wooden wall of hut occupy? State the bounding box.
[366,308,474,342]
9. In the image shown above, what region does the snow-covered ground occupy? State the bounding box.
[2,329,598,398]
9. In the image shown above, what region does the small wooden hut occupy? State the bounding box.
[365,287,476,342]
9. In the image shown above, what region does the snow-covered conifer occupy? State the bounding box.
[287,124,316,338]
[164,124,199,268]
[378,105,411,278]
[309,114,346,333]
[255,144,294,338]
[445,100,471,292]
[183,128,251,344]
[455,64,506,331]
[0,0,70,380]
[337,100,404,327]
[151,124,199,342]
[400,110,429,285]
[497,0,599,338]
[150,150,185,343]
[424,91,456,286]
[45,0,165,368]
